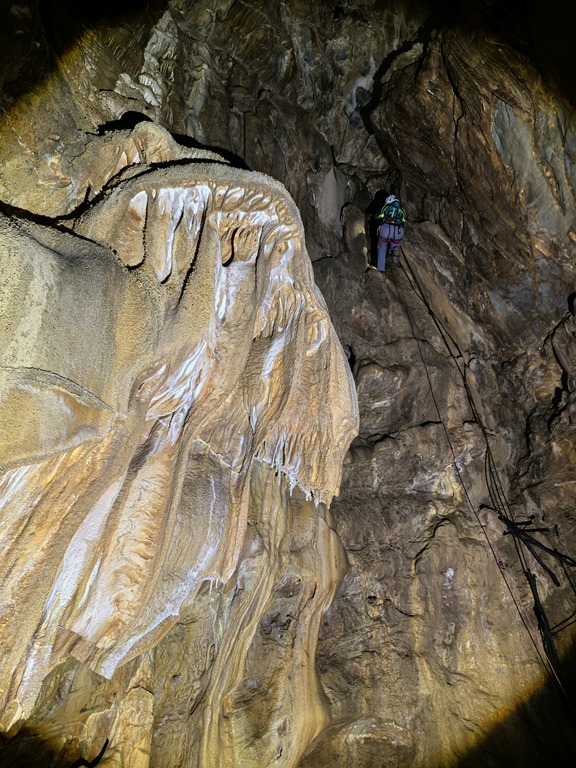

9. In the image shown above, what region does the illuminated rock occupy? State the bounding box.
[2,1,576,766]
[0,150,358,766]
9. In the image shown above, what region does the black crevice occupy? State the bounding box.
[96,111,153,134]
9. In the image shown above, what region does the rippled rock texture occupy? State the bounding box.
[0,124,357,766]
[1,0,576,766]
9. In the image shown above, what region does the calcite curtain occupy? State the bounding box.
[0,127,358,766]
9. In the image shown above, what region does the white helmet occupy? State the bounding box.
[385,195,398,204]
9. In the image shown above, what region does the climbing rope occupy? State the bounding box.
[388,247,576,711]
[398,253,576,588]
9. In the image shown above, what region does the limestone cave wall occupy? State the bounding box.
[1,1,576,766]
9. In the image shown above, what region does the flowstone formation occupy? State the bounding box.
[0,124,358,766]
[2,0,576,766]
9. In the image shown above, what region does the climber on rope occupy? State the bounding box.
[368,194,406,272]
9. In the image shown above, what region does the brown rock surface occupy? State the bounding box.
[1,1,576,766]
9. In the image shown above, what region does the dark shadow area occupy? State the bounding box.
[171,133,252,170]
[438,0,576,105]
[453,637,576,766]
[96,111,251,168]
[96,111,153,134]
[361,0,576,158]
[37,0,166,51]
[0,727,108,768]
[307,635,576,766]
[0,726,60,768]
[365,190,389,269]
[0,0,165,111]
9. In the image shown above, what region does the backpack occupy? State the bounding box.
[380,201,406,226]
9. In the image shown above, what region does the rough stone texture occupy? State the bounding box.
[1,0,576,766]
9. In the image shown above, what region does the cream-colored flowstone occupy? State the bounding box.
[0,135,358,766]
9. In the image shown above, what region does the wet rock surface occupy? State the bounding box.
[1,1,576,766]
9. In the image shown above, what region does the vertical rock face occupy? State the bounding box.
[313,19,576,767]
[1,1,576,766]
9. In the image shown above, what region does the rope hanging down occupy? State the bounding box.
[389,247,576,709]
